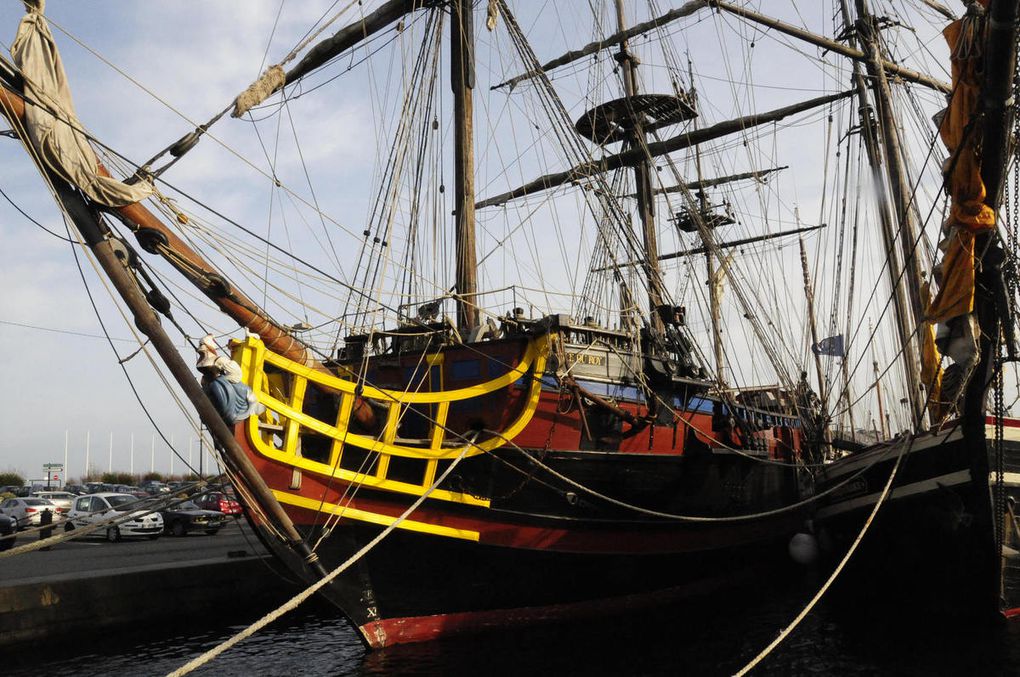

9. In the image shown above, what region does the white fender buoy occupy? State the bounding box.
[788,532,819,565]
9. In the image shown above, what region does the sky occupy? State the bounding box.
[0,1,972,483]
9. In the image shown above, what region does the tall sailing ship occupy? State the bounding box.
[2,0,1019,650]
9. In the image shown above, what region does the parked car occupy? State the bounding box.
[141,481,170,496]
[64,493,163,542]
[30,491,75,515]
[0,513,16,550]
[112,485,149,499]
[159,501,227,536]
[0,497,60,529]
[192,491,242,516]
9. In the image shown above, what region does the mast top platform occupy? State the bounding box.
[574,92,696,146]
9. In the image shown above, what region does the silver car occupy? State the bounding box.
[0,497,59,529]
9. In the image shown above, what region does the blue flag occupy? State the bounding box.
[812,334,845,357]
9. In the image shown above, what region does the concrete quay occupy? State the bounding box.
[0,519,301,647]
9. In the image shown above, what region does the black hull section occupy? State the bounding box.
[244,448,809,647]
[814,426,1020,621]
[255,518,799,647]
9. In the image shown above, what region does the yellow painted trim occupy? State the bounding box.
[250,336,540,403]
[244,415,490,505]
[273,490,480,541]
[232,333,552,505]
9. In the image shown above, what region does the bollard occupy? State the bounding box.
[39,508,53,551]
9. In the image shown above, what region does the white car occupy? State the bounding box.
[0,497,60,529]
[65,493,163,542]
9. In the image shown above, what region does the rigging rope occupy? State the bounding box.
[734,434,910,676]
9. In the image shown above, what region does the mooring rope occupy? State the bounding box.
[165,438,474,677]
[732,434,911,676]
[484,426,907,523]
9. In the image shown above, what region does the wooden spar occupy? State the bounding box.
[638,166,787,198]
[0,83,377,429]
[475,90,854,209]
[594,223,824,270]
[709,0,951,94]
[492,0,948,94]
[285,0,433,85]
[918,0,957,21]
[8,141,329,579]
[614,0,664,335]
[451,0,479,331]
[492,0,708,91]
[855,0,930,426]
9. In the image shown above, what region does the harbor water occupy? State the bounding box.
[7,574,1020,676]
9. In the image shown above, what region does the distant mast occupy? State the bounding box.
[688,64,726,383]
[451,0,480,331]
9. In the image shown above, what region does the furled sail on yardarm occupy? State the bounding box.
[3,0,1020,661]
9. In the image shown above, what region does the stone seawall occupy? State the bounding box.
[0,555,296,647]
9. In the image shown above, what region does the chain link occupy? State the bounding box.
[995,361,1006,556]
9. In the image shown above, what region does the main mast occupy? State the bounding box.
[613,0,665,335]
[451,0,480,331]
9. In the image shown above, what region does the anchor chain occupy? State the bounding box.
[995,361,1005,557]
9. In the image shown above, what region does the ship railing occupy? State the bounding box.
[230,334,551,505]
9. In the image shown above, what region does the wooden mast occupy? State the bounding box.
[451,0,479,331]
[836,0,925,426]
[799,234,827,407]
[613,0,664,335]
[854,0,930,426]
[688,66,725,382]
[962,0,1020,616]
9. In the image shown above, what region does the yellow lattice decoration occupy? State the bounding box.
[231,334,551,507]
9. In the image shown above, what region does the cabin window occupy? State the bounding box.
[397,365,441,439]
[386,456,427,486]
[450,359,481,380]
[338,444,372,473]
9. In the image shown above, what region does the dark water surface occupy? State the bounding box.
[8,577,1020,676]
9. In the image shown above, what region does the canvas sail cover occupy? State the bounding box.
[929,3,996,324]
[11,1,152,207]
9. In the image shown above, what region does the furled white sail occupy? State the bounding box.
[11,1,152,207]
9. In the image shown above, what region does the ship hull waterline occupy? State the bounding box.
[235,435,810,649]
[814,421,1020,622]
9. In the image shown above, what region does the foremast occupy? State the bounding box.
[451,0,480,332]
[835,0,928,426]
